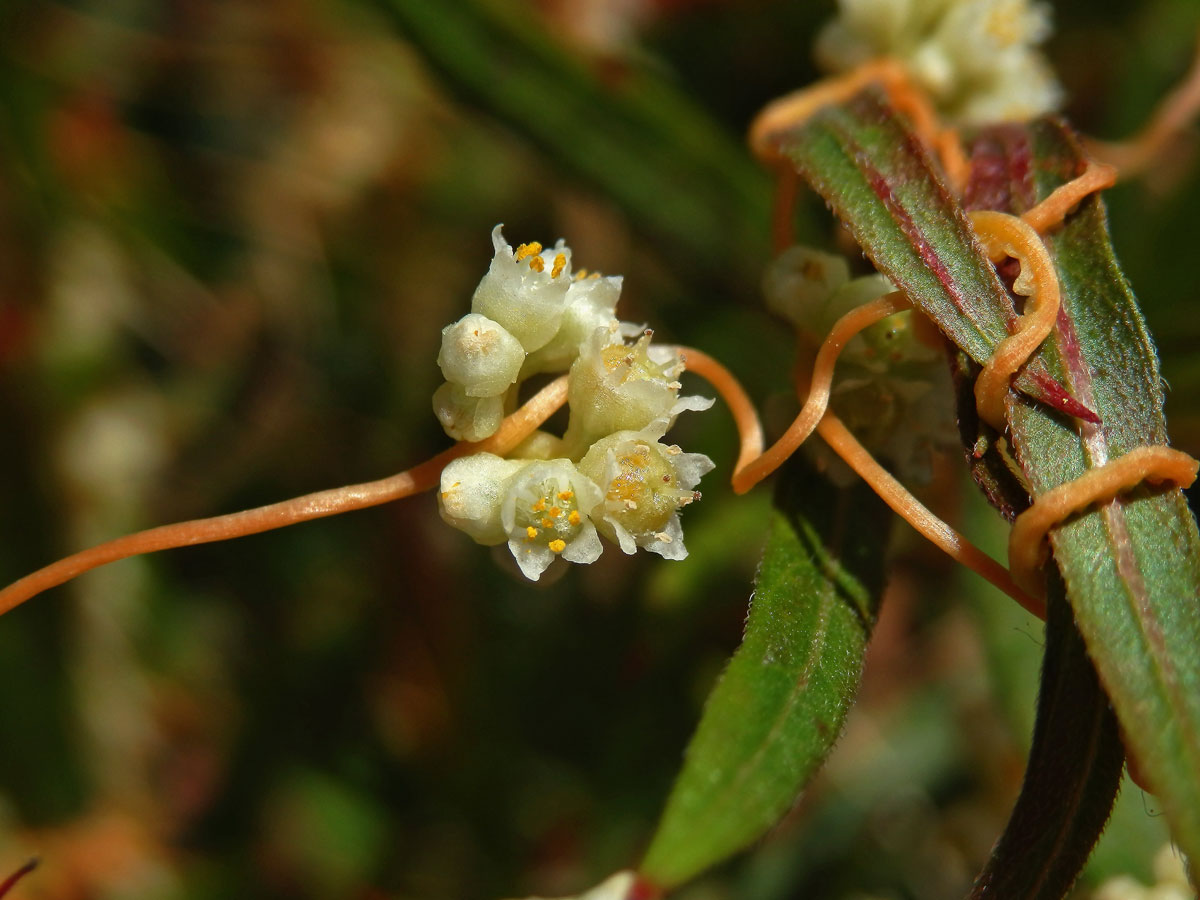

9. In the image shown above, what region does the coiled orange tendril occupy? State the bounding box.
[1009,447,1199,596]
[968,210,1063,431]
[1085,28,1200,178]
[744,61,1199,615]
[676,344,1042,617]
[750,57,970,196]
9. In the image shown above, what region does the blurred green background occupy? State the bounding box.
[0,0,1197,897]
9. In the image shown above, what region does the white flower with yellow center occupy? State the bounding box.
[563,326,712,453]
[501,460,604,580]
[471,225,574,352]
[578,427,714,560]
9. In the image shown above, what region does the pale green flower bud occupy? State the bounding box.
[562,326,712,453]
[437,313,525,397]
[763,245,894,342]
[762,245,850,331]
[471,225,573,352]
[501,460,604,580]
[521,272,623,376]
[432,381,505,442]
[578,428,713,560]
[437,452,528,545]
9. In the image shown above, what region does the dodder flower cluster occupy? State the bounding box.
[816,0,1062,125]
[436,226,713,580]
[763,245,956,483]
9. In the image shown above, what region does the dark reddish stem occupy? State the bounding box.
[0,860,38,899]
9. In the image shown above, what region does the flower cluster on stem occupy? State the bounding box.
[435,226,713,580]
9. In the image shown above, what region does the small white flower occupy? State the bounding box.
[501,460,604,580]
[437,313,525,398]
[522,271,623,376]
[578,427,714,560]
[471,225,574,352]
[816,0,1061,125]
[438,452,529,545]
[562,326,712,453]
[432,381,506,442]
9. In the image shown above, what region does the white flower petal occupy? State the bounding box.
[642,513,687,560]
[508,538,557,580]
[561,520,603,565]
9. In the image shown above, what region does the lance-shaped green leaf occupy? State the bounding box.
[778,89,1095,423]
[638,454,889,890]
[963,119,1200,877]
[970,580,1124,900]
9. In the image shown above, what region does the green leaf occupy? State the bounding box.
[970,580,1124,900]
[368,0,774,279]
[779,89,1095,423]
[966,119,1200,874]
[638,455,890,889]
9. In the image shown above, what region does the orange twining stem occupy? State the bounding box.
[750,59,911,162]
[1020,161,1118,234]
[0,376,570,617]
[968,210,1062,432]
[1008,446,1199,597]
[717,291,912,494]
[1086,28,1200,178]
[772,167,801,253]
[749,58,969,192]
[675,340,1044,617]
[816,414,1044,618]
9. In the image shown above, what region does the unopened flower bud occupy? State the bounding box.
[432,381,505,442]
[438,453,528,545]
[438,313,525,397]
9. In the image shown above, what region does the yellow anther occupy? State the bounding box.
[551,253,566,278]
[549,506,562,518]
[574,268,589,280]
[589,272,600,279]
[557,490,574,501]
[526,525,539,540]
[541,517,554,529]
[568,510,582,526]
[514,242,542,262]
[532,498,547,512]
[548,539,566,554]
[529,255,545,272]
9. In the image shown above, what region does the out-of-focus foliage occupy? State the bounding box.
[0,0,1196,898]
